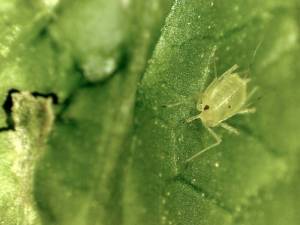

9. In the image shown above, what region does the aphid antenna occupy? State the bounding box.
[202,45,218,89]
[248,35,265,70]
[162,94,197,108]
[162,101,187,108]
[247,86,259,100]
[252,37,265,61]
[211,45,218,78]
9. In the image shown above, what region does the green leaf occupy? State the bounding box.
[0,0,299,225]
[128,0,300,225]
[32,1,174,225]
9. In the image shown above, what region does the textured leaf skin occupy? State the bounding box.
[129,0,300,225]
[34,1,174,225]
[0,1,299,225]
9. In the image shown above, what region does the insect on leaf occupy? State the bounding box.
[128,0,300,225]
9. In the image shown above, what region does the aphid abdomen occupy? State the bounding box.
[200,74,247,126]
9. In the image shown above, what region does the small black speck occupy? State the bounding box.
[228,105,231,109]
[204,105,210,110]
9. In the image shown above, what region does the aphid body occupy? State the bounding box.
[198,65,247,127]
[186,64,256,163]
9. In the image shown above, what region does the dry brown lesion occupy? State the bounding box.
[11,92,54,142]
[8,91,55,225]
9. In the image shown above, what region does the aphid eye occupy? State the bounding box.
[204,105,210,110]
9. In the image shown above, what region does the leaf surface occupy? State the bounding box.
[0,1,299,225]
[128,0,300,224]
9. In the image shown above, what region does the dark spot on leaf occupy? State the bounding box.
[31,92,59,104]
[3,89,20,114]
[1,89,20,130]
[0,89,58,131]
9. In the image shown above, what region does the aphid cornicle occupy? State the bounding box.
[185,64,257,163]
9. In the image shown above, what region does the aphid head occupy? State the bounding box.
[199,104,216,127]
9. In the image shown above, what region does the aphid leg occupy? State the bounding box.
[186,114,201,123]
[244,78,251,84]
[239,87,258,110]
[239,69,250,79]
[238,107,256,115]
[247,87,259,101]
[220,122,240,135]
[219,64,239,80]
[185,127,221,163]
[249,36,265,68]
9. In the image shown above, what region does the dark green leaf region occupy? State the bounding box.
[0,1,299,225]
